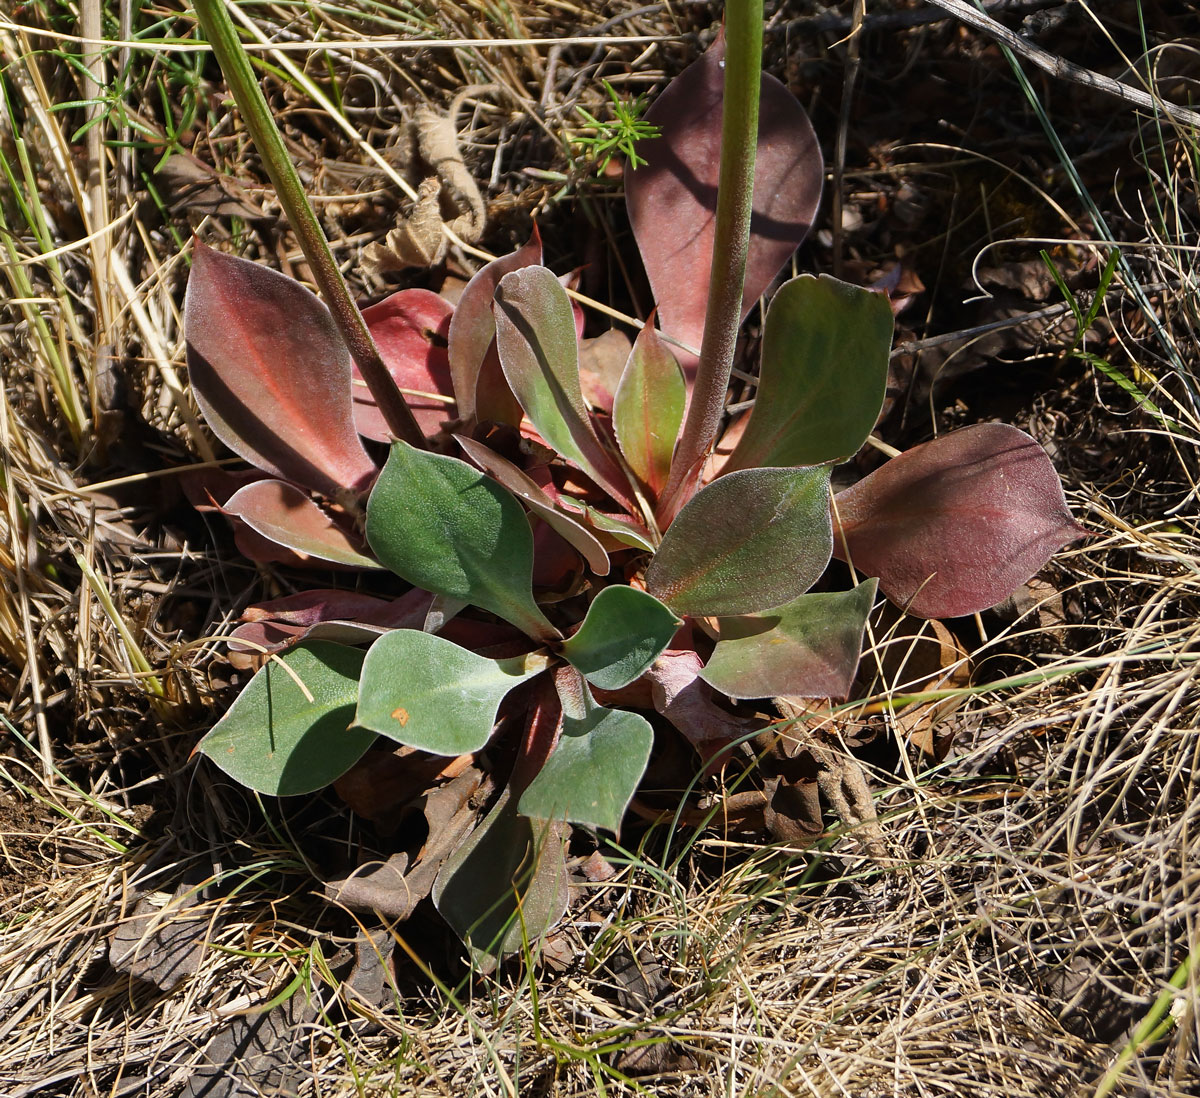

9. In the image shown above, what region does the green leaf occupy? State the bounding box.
[432,786,569,972]
[724,275,894,471]
[700,581,877,700]
[355,629,551,755]
[612,322,685,495]
[561,498,657,552]
[366,442,560,641]
[195,641,372,796]
[560,586,680,690]
[518,698,653,832]
[493,267,635,511]
[645,466,833,616]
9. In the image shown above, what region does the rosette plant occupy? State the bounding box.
[188,0,1084,967]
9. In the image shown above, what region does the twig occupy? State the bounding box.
[923,0,1200,130]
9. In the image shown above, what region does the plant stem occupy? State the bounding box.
[190,0,425,449]
[659,0,763,520]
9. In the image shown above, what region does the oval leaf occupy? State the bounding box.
[223,480,380,568]
[624,35,823,375]
[724,276,895,471]
[700,581,877,700]
[185,242,376,495]
[612,321,685,494]
[645,466,833,616]
[447,229,541,423]
[366,442,559,641]
[518,700,653,832]
[432,786,569,972]
[195,641,372,796]
[454,434,611,576]
[560,586,681,691]
[494,267,635,511]
[355,629,550,754]
[356,288,455,440]
[834,424,1087,618]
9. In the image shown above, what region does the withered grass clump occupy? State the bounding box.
[1,2,1197,1095]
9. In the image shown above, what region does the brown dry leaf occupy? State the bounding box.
[861,603,971,759]
[603,946,697,1075]
[362,106,487,272]
[324,767,483,919]
[109,881,213,991]
[334,744,475,834]
[182,989,317,1098]
[157,154,269,222]
[343,927,396,1009]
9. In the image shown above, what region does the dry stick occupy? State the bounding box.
[80,0,112,422]
[830,0,865,281]
[0,398,52,776]
[923,0,1200,130]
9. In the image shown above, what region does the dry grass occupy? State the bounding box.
[1,1,1198,1095]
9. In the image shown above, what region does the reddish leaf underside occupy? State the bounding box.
[356,289,454,440]
[184,242,377,495]
[833,423,1087,619]
[624,35,823,378]
[454,434,611,575]
[222,479,379,568]
[447,229,541,425]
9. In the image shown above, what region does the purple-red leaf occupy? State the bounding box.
[222,480,380,568]
[624,36,823,377]
[356,289,454,440]
[447,229,541,424]
[454,434,611,575]
[184,242,376,495]
[833,424,1086,618]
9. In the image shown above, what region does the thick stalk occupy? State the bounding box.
[191,0,425,449]
[658,0,763,521]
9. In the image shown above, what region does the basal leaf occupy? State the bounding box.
[355,629,551,754]
[356,288,455,440]
[454,434,611,576]
[560,498,657,552]
[494,267,635,511]
[195,641,372,796]
[222,480,380,568]
[518,698,653,832]
[723,276,895,471]
[559,586,681,691]
[447,229,541,424]
[366,442,560,641]
[185,242,376,495]
[645,466,833,616]
[612,321,685,494]
[624,35,823,376]
[700,581,877,700]
[833,423,1087,618]
[432,786,569,972]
